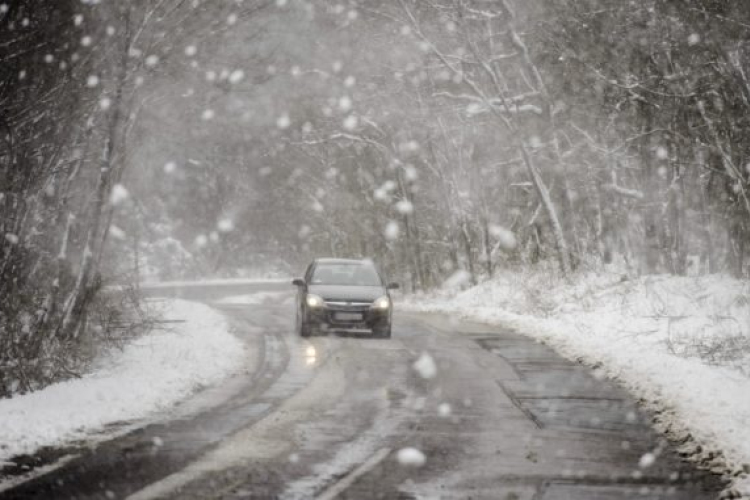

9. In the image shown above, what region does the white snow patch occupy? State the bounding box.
[138,278,289,289]
[0,299,244,463]
[442,269,472,290]
[215,292,290,305]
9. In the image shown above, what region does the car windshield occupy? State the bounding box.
[310,264,382,286]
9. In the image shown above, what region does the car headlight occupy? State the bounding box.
[372,296,390,310]
[306,294,324,308]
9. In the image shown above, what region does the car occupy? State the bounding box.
[292,258,399,338]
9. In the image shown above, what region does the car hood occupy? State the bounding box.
[308,284,385,302]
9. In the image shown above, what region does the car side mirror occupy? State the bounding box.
[386,282,400,290]
[292,278,306,287]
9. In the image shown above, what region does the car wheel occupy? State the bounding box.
[297,308,311,337]
[374,325,391,339]
[300,322,312,337]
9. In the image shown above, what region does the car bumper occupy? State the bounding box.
[305,307,390,332]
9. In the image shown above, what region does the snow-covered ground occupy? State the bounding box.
[139,277,289,289]
[0,299,244,465]
[402,269,750,496]
[214,291,292,305]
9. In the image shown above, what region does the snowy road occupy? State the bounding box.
[0,283,725,499]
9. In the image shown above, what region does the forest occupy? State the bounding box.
[1,0,749,395]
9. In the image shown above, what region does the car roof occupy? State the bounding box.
[314,258,374,266]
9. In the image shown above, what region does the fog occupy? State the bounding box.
[2,0,749,407]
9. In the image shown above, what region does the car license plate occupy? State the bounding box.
[335,312,362,322]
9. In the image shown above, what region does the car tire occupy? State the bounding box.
[300,322,312,337]
[297,309,312,337]
[374,325,391,339]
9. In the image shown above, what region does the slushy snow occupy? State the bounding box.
[402,270,750,495]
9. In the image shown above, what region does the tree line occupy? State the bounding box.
[2,0,749,395]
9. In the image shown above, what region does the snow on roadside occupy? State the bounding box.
[0,299,244,464]
[215,291,292,305]
[139,277,288,289]
[402,270,750,496]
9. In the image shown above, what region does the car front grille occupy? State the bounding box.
[324,300,372,312]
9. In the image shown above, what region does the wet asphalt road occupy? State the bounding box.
[0,283,725,499]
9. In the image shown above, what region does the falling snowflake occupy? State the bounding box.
[338,96,352,111]
[438,403,452,417]
[395,200,413,214]
[217,219,234,232]
[277,113,291,129]
[384,220,399,240]
[639,452,656,469]
[489,225,517,251]
[342,115,358,130]
[109,225,126,240]
[109,184,129,206]
[396,447,426,467]
[145,55,159,67]
[404,165,418,181]
[413,352,437,379]
[229,69,244,84]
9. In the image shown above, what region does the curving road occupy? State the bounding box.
[0,282,725,499]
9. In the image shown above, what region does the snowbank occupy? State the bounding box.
[215,291,292,305]
[402,270,750,496]
[139,277,289,289]
[0,299,244,464]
